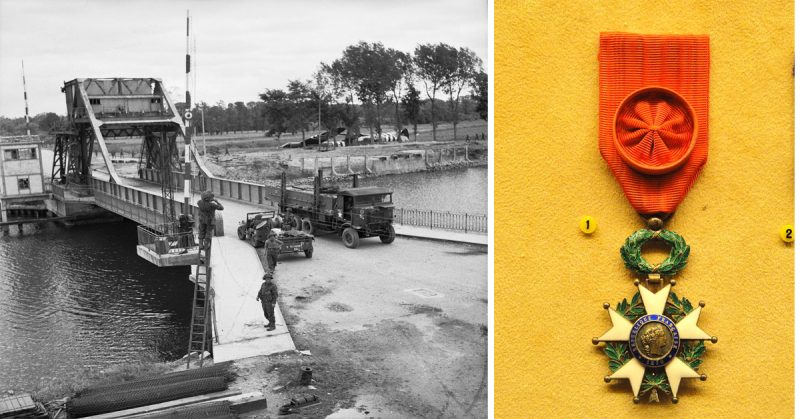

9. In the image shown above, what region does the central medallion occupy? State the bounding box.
[629,314,680,367]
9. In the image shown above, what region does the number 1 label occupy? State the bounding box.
[580,216,597,234]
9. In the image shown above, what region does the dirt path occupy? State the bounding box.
[231,234,488,418]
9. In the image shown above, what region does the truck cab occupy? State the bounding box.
[334,187,395,248]
[338,187,394,226]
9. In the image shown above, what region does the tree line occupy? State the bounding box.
[252,41,487,145]
[0,112,65,137]
[0,42,488,142]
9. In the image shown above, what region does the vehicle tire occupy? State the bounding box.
[301,218,316,235]
[304,248,313,258]
[292,215,303,230]
[341,228,359,249]
[237,226,246,240]
[380,225,395,244]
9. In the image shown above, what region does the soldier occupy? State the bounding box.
[197,191,224,250]
[177,213,194,252]
[256,271,278,331]
[265,232,283,271]
[282,209,294,230]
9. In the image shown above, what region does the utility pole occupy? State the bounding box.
[21,60,30,136]
[201,106,206,156]
[182,9,193,215]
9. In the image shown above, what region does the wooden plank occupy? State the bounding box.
[132,392,265,418]
[84,389,241,419]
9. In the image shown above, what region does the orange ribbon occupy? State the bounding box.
[599,33,709,216]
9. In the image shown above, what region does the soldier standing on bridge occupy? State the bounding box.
[197,191,224,250]
[265,232,283,271]
[256,271,278,331]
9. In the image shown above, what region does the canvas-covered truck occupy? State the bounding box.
[279,171,395,249]
[237,211,314,258]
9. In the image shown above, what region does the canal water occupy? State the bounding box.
[0,221,193,391]
[0,166,487,392]
[334,166,488,215]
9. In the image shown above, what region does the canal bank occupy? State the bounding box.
[202,140,489,190]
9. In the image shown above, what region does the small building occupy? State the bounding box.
[0,135,45,196]
[0,135,47,222]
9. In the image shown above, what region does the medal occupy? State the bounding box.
[593,33,716,404]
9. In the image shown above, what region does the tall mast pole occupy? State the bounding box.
[182,10,193,214]
[21,60,30,136]
[195,38,206,155]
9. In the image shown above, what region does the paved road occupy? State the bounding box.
[109,175,489,416]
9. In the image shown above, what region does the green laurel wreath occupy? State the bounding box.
[620,229,690,276]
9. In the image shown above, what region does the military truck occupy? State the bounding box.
[280,171,395,249]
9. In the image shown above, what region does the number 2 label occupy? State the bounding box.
[781,224,794,243]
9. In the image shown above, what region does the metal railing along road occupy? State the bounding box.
[394,208,487,234]
[136,169,488,234]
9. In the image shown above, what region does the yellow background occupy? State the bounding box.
[495,1,794,417]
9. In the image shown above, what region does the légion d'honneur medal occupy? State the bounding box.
[593,33,716,404]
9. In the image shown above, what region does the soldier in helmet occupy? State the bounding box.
[197,190,224,250]
[256,270,279,331]
[252,213,263,229]
[265,232,283,271]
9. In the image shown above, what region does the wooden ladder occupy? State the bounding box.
[186,244,212,369]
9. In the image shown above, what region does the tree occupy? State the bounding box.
[472,70,488,121]
[286,80,315,146]
[334,42,405,142]
[443,47,482,141]
[39,112,62,132]
[388,50,412,134]
[259,89,290,138]
[402,82,422,141]
[314,64,345,148]
[328,60,362,144]
[234,101,247,132]
[414,43,458,141]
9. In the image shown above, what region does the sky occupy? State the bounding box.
[0,0,488,118]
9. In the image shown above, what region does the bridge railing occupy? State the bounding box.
[394,208,488,234]
[138,168,282,206]
[137,222,197,255]
[91,177,199,226]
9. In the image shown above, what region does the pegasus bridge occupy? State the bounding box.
[39,77,487,369]
[47,78,297,366]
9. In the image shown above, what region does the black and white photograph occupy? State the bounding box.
[0,1,489,417]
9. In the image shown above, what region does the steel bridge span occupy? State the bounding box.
[46,77,296,363]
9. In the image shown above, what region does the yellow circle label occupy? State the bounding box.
[580,216,597,234]
[781,224,794,243]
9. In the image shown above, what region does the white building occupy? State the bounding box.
[0,135,47,222]
[0,135,45,197]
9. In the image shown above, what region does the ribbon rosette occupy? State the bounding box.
[614,87,697,176]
